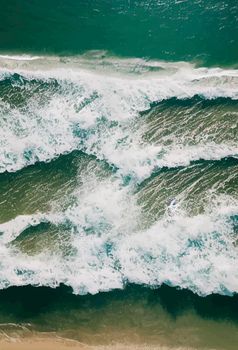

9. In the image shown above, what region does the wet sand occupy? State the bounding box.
[0,338,86,350]
[0,285,237,350]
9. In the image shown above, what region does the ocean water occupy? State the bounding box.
[0,1,238,348]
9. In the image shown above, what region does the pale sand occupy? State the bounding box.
[0,338,198,350]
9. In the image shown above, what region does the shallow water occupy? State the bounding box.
[1,285,238,350]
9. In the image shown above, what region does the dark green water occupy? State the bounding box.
[0,1,238,348]
[1,284,238,349]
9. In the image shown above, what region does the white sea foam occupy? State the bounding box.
[0,54,237,296]
[0,55,237,179]
[0,178,237,296]
[156,143,238,169]
[0,54,42,61]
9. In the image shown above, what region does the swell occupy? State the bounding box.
[137,157,238,224]
[0,150,111,224]
[139,156,238,189]
[0,0,237,66]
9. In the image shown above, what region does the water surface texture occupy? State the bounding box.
[0,1,238,348]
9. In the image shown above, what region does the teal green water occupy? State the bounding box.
[0,0,238,66]
[0,1,238,349]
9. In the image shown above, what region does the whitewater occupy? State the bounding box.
[0,54,237,177]
[0,54,237,297]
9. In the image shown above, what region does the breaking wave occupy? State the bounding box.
[0,54,237,181]
[0,175,237,296]
[0,54,238,297]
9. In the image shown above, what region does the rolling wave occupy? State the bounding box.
[0,176,237,296]
[0,54,237,180]
[0,54,237,297]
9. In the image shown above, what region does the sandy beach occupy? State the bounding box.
[0,337,199,350]
[0,341,195,350]
[1,339,84,350]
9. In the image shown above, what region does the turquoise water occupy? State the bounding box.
[1,0,238,66]
[0,1,238,348]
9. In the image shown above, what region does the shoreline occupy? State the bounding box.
[0,336,203,350]
[0,336,88,350]
[0,285,237,350]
